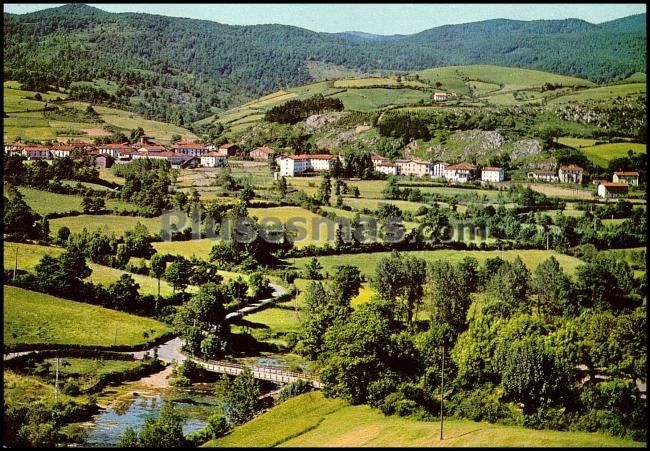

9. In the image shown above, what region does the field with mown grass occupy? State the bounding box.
[4,370,83,407]
[578,142,647,168]
[288,249,584,279]
[49,214,164,237]
[330,87,432,111]
[86,262,196,297]
[4,286,172,348]
[152,238,219,261]
[546,82,646,105]
[7,186,135,216]
[205,392,641,448]
[4,242,64,272]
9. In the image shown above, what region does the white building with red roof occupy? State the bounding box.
[172,140,210,157]
[598,182,629,199]
[200,152,228,167]
[444,162,477,183]
[277,153,338,177]
[249,146,275,160]
[481,166,505,183]
[612,171,639,186]
[22,145,51,159]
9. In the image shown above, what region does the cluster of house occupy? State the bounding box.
[592,171,639,199]
[527,164,585,184]
[371,155,504,183]
[527,164,639,198]
[276,152,505,183]
[3,137,279,169]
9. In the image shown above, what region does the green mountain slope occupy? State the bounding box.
[3,5,646,124]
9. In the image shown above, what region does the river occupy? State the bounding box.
[75,386,218,447]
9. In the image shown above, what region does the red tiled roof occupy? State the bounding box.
[601,182,629,192]
[447,162,477,170]
[371,153,388,160]
[559,165,583,171]
[482,167,503,172]
[202,152,227,157]
[173,142,206,150]
[134,151,181,158]
[252,146,274,155]
[23,145,51,151]
[376,162,398,167]
[285,154,337,160]
[100,143,132,149]
[614,171,639,177]
[137,145,166,152]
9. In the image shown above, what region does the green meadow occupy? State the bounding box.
[289,249,584,279]
[205,392,641,448]
[4,286,172,348]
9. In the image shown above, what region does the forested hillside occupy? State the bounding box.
[3,5,646,123]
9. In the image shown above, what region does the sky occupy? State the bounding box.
[3,3,647,35]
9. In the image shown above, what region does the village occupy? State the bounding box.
[4,137,640,200]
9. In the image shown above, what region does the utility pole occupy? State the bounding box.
[440,344,445,441]
[54,356,60,403]
[13,246,18,281]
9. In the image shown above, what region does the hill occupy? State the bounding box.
[205,392,643,447]
[3,5,645,123]
[4,285,172,349]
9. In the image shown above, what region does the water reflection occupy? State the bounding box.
[82,389,216,447]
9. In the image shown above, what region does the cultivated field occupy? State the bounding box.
[578,142,647,167]
[49,214,164,237]
[206,392,641,448]
[4,286,171,348]
[4,242,64,272]
[289,249,585,278]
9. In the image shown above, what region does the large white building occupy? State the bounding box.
[277,154,338,177]
[444,162,477,183]
[432,162,449,178]
[200,152,228,167]
[481,167,505,183]
[395,159,433,177]
[172,140,210,157]
[375,162,400,176]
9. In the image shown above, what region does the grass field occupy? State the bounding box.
[546,83,647,105]
[49,215,164,237]
[4,242,64,272]
[86,262,192,297]
[4,286,171,348]
[205,392,641,448]
[248,206,339,248]
[4,370,82,407]
[329,88,431,111]
[524,183,596,200]
[152,238,219,261]
[21,357,145,391]
[289,249,584,279]
[413,65,594,98]
[7,186,134,216]
[3,81,197,144]
[578,143,647,168]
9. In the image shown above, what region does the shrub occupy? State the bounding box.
[61,380,81,396]
[278,379,311,403]
[449,385,515,424]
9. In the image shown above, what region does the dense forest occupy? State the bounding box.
[3,5,646,122]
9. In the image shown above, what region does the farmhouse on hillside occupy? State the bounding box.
[598,182,629,199]
[444,162,477,183]
[613,171,639,186]
[558,164,584,183]
[200,152,228,167]
[433,92,449,101]
[527,170,559,183]
[277,153,338,177]
[249,146,275,160]
[481,166,505,183]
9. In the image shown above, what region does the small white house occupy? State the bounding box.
[433,92,449,101]
[612,171,639,186]
[598,182,628,199]
[481,167,505,183]
[444,162,477,183]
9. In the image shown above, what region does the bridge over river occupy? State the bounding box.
[188,357,323,389]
